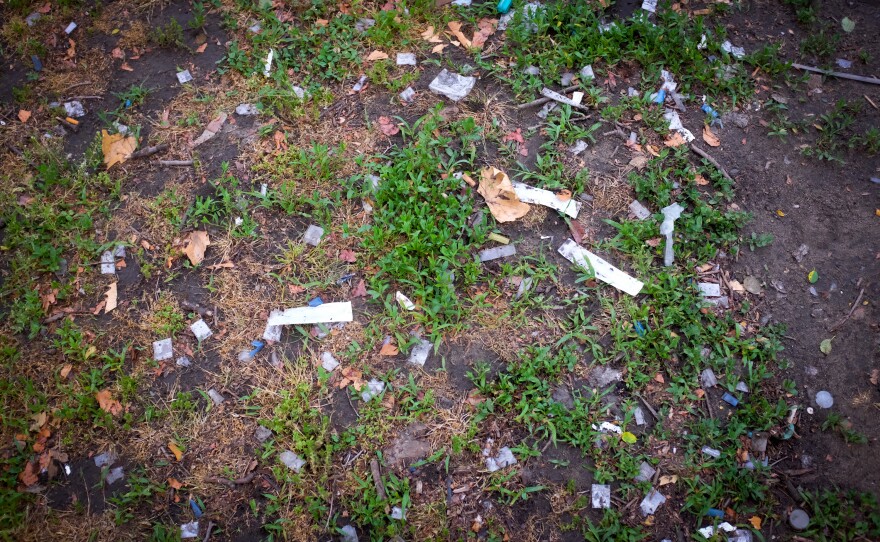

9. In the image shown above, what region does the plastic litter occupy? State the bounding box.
[236,103,259,116]
[100,250,116,274]
[255,426,273,442]
[659,203,685,266]
[409,339,432,367]
[736,381,749,393]
[634,406,646,426]
[569,140,588,155]
[591,484,611,508]
[560,72,576,86]
[722,392,739,407]
[697,522,736,538]
[190,499,203,518]
[789,508,810,530]
[701,103,723,128]
[497,0,513,13]
[729,529,753,542]
[395,291,416,310]
[176,356,192,367]
[498,2,541,32]
[558,239,644,296]
[664,109,695,142]
[523,65,541,76]
[629,200,651,220]
[64,101,86,118]
[181,521,199,539]
[238,340,265,362]
[516,276,534,298]
[31,55,42,72]
[396,53,416,66]
[479,244,517,262]
[263,50,274,77]
[302,225,324,246]
[263,310,284,341]
[153,338,173,361]
[64,22,77,34]
[707,508,724,517]
[190,319,212,341]
[634,461,656,482]
[321,351,340,372]
[340,525,359,542]
[627,87,639,97]
[352,75,368,93]
[701,368,717,388]
[702,446,721,458]
[106,466,124,485]
[634,321,647,337]
[512,182,582,218]
[721,40,746,59]
[390,506,405,520]
[25,12,41,26]
[429,69,476,102]
[176,70,193,84]
[539,88,585,109]
[308,297,324,307]
[399,87,416,102]
[815,390,833,408]
[355,18,375,33]
[279,450,306,472]
[207,388,224,406]
[581,65,595,80]
[639,489,666,516]
[536,101,557,119]
[268,302,354,326]
[94,451,117,468]
[698,282,722,298]
[641,0,657,12]
[485,446,517,472]
[361,379,385,402]
[590,366,622,387]
[596,421,622,434]
[248,22,261,33]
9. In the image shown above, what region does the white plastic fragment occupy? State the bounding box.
[498,2,542,32]
[540,87,584,109]
[634,406,646,426]
[64,101,85,118]
[361,379,385,402]
[101,250,116,274]
[697,522,737,538]
[190,319,212,341]
[25,12,41,26]
[181,521,199,539]
[176,356,191,367]
[176,70,193,84]
[702,446,721,458]
[267,302,354,326]
[701,368,717,388]
[512,182,582,218]
[153,338,173,361]
[260,183,268,197]
[355,18,375,33]
[263,49,274,77]
[560,72,576,86]
[591,484,611,508]
[634,461,656,482]
[395,291,416,311]
[321,351,340,372]
[429,69,476,102]
[596,421,622,434]
[571,91,584,106]
[558,239,644,296]
[263,310,284,342]
[279,450,306,472]
[627,87,639,97]
[399,87,416,102]
[659,203,685,266]
[523,65,541,76]
[409,339,432,367]
[721,40,746,59]
[641,0,657,12]
[629,200,651,220]
[664,109,695,142]
[106,466,124,485]
[580,65,595,80]
[94,451,117,467]
[396,53,416,66]
[207,388,224,405]
[640,489,666,516]
[479,244,516,262]
[516,276,534,298]
[340,525,359,542]
[485,447,517,472]
[815,390,833,409]
[302,225,324,246]
[64,22,77,34]
[248,22,262,33]
[697,34,708,50]
[352,75,368,93]
[569,140,588,155]
[836,58,852,69]
[236,103,259,116]
[255,426,273,442]
[698,282,722,298]
[536,101,557,119]
[390,507,405,520]
[736,381,749,393]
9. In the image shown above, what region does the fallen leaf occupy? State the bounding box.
[477,167,530,223]
[115,259,126,269]
[841,16,855,33]
[502,128,525,144]
[60,364,73,379]
[629,154,648,169]
[421,25,443,43]
[568,219,586,244]
[120,62,134,71]
[37,3,51,13]
[659,474,678,486]
[654,373,665,384]
[432,43,448,54]
[776,209,786,217]
[556,189,572,201]
[694,174,709,186]
[95,389,122,416]
[819,338,832,355]
[206,261,234,270]
[728,280,745,293]
[646,237,662,247]
[40,289,57,312]
[92,300,106,315]
[141,239,153,250]
[182,231,210,265]
[447,21,471,48]
[366,50,389,61]
[621,432,637,444]
[351,279,368,298]
[18,110,31,123]
[101,130,137,168]
[316,18,329,26]
[29,412,47,432]
[273,130,287,151]
[664,132,686,147]
[337,367,365,390]
[695,388,705,398]
[66,38,76,59]
[377,116,400,136]
[645,144,661,157]
[19,462,39,486]
[339,249,357,263]
[168,442,183,461]
[288,284,305,294]
[168,477,182,490]
[111,47,125,59]
[196,43,207,53]
[379,340,399,356]
[869,369,879,386]
[807,269,819,284]
[104,282,118,313]
[702,125,721,147]
[192,112,227,147]
[749,516,762,530]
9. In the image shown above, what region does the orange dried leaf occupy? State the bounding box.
[654,373,665,384]
[196,43,207,53]
[694,174,709,186]
[18,110,31,123]
[555,189,572,201]
[749,516,762,530]
[351,279,368,298]
[19,462,39,486]
[447,21,471,48]
[379,341,399,356]
[702,125,721,147]
[101,130,137,168]
[366,50,389,61]
[477,167,530,223]
[111,47,125,59]
[182,231,210,265]
[168,477,183,490]
[664,132,686,148]
[60,364,73,379]
[104,282,118,313]
[377,116,400,136]
[168,442,183,461]
[120,62,134,71]
[95,389,122,416]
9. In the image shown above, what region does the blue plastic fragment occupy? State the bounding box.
[700,103,723,128]
[707,508,724,518]
[497,0,513,14]
[190,499,203,518]
[634,321,647,337]
[653,88,666,104]
[336,273,355,285]
[125,99,132,108]
[31,55,42,71]
[249,340,265,357]
[308,297,324,307]
[721,392,739,407]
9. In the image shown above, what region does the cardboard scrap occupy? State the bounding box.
[101,130,137,168]
[511,182,582,219]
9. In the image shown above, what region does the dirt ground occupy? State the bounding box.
[1,0,879,540]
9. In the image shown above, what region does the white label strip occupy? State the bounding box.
[558,239,644,296]
[267,302,354,326]
[512,182,582,219]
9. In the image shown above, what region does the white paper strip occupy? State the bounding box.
[558,239,644,296]
[539,88,587,110]
[267,302,353,326]
[512,182,582,219]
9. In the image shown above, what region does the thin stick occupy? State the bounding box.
[370,459,386,500]
[634,392,659,420]
[202,521,214,542]
[690,144,734,183]
[62,81,92,93]
[159,159,194,166]
[131,143,169,159]
[516,85,580,110]
[830,287,865,332]
[792,63,880,85]
[63,95,104,101]
[865,95,879,110]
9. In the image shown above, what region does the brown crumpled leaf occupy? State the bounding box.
[447,21,471,48]
[168,442,183,461]
[104,282,118,313]
[182,231,210,265]
[694,174,709,186]
[432,43,448,54]
[870,368,879,386]
[664,132,687,148]
[351,279,368,298]
[19,461,39,487]
[111,47,125,59]
[101,130,137,168]
[192,112,227,147]
[471,18,497,49]
[502,128,528,156]
[556,189,572,201]
[366,50,389,61]
[339,249,357,263]
[196,43,207,53]
[96,389,122,416]
[702,125,721,147]
[337,367,365,390]
[18,110,31,123]
[379,340,399,356]
[377,116,400,136]
[421,26,443,43]
[477,167,530,223]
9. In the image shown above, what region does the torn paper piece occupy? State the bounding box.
[540,88,586,109]
[176,70,193,84]
[721,40,746,59]
[641,0,657,12]
[664,109,695,142]
[192,113,227,147]
[267,302,354,326]
[698,282,721,298]
[409,339,432,367]
[479,245,516,262]
[557,239,644,296]
[263,49,274,77]
[321,351,340,372]
[512,182,582,219]
[263,310,284,341]
[395,291,416,311]
[279,450,306,472]
[101,250,116,274]
[592,484,611,508]
[629,200,651,220]
[361,379,385,402]
[485,447,517,472]
[153,338,173,361]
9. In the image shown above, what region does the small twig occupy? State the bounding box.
[63,95,104,101]
[159,159,194,166]
[202,521,214,542]
[634,392,659,420]
[704,394,714,420]
[205,475,235,488]
[690,144,734,183]
[131,143,169,159]
[865,94,878,110]
[370,459,386,501]
[61,81,93,94]
[792,63,880,85]
[182,299,213,317]
[516,84,580,110]
[829,287,865,332]
[5,143,38,170]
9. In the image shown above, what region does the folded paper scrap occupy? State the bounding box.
[512,182,582,219]
[267,302,354,326]
[557,239,644,296]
